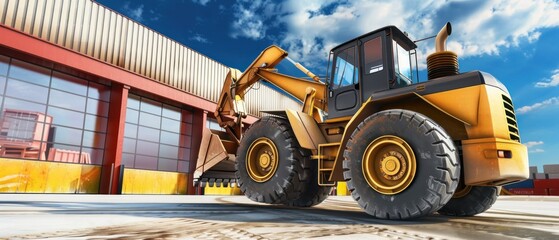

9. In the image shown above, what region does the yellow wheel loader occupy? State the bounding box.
[195,23,529,219]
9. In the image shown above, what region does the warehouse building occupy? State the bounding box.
[0,0,301,194]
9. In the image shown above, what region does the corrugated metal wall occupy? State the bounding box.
[0,0,301,116]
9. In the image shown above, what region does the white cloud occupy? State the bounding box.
[529,148,545,153]
[192,0,211,6]
[123,2,144,22]
[524,141,544,148]
[231,0,559,71]
[524,141,544,154]
[535,69,559,88]
[190,33,209,43]
[230,0,280,40]
[516,97,559,114]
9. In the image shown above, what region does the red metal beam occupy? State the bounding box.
[99,84,129,194]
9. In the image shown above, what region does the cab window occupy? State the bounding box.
[332,46,358,89]
[392,40,413,87]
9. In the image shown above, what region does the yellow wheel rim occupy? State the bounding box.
[247,137,279,182]
[362,135,416,195]
[453,184,472,198]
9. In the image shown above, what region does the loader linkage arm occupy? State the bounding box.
[214,45,328,143]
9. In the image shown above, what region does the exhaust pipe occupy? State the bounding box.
[427,22,459,80]
[435,22,452,52]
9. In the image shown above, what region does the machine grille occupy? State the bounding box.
[502,95,520,142]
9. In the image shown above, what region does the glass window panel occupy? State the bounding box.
[161,118,180,132]
[45,143,80,162]
[0,76,6,94]
[51,72,88,96]
[22,150,41,160]
[207,119,223,131]
[86,98,110,117]
[0,134,33,144]
[181,135,192,148]
[6,79,49,103]
[49,89,87,111]
[47,106,85,129]
[42,124,52,142]
[179,147,191,161]
[140,98,162,115]
[392,40,413,87]
[178,160,189,173]
[137,126,160,142]
[84,114,108,132]
[82,131,106,148]
[136,140,159,156]
[162,104,181,120]
[135,155,157,170]
[123,137,137,153]
[127,94,140,110]
[159,144,179,159]
[50,125,83,146]
[158,158,178,172]
[88,82,111,101]
[124,123,138,138]
[121,153,135,168]
[182,110,193,123]
[3,97,46,113]
[0,55,9,76]
[332,46,358,89]
[139,112,161,128]
[8,59,51,86]
[49,143,80,153]
[125,109,139,124]
[0,113,43,142]
[81,147,104,165]
[160,131,180,146]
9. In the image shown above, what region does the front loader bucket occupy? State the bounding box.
[194,127,238,187]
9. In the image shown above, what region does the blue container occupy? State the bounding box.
[504,179,534,189]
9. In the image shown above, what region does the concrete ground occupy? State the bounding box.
[0,194,558,239]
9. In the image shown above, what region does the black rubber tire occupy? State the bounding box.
[343,109,460,220]
[438,186,499,216]
[236,116,307,204]
[284,157,332,207]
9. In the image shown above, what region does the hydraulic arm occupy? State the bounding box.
[214,45,327,144]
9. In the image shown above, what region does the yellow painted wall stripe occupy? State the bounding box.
[204,185,242,195]
[0,158,100,193]
[121,168,188,194]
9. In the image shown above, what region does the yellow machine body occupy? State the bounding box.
[194,43,528,188]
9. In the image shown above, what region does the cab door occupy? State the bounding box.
[327,43,361,119]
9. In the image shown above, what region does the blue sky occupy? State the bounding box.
[96,0,559,171]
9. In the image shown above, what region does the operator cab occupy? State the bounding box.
[327,26,418,119]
